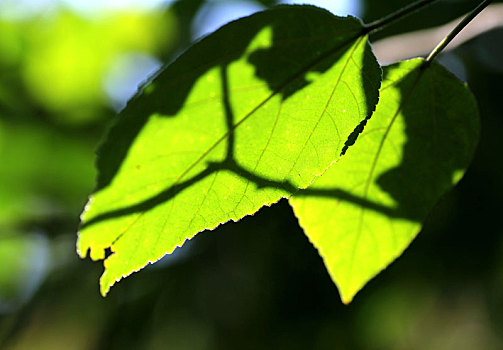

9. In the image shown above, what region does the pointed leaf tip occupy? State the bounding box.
[290,58,479,303]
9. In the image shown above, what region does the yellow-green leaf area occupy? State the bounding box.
[290,59,479,303]
[77,5,381,295]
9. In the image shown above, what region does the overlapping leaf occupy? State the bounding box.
[77,5,381,295]
[290,59,479,303]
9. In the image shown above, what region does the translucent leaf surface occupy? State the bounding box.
[77,5,381,295]
[290,59,479,303]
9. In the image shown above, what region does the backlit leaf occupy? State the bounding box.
[290,59,479,303]
[77,5,381,295]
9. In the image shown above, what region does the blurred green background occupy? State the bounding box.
[0,0,502,349]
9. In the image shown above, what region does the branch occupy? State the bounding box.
[372,3,503,64]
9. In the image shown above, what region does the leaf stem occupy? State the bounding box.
[363,0,437,34]
[424,0,494,65]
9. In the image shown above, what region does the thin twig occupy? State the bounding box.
[364,0,437,34]
[425,0,494,65]
[372,4,503,64]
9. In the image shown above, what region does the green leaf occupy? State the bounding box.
[290,59,479,303]
[77,5,381,296]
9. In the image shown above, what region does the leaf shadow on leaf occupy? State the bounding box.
[296,61,478,227]
[94,5,366,193]
[82,54,385,233]
[298,67,432,222]
[288,59,479,304]
[81,6,387,231]
[373,63,478,221]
